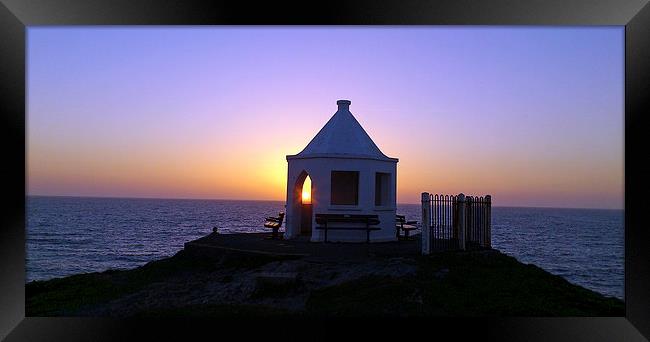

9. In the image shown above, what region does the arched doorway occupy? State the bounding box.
[292,171,313,237]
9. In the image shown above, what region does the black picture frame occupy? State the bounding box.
[1,0,648,340]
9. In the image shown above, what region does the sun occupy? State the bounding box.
[302,190,311,203]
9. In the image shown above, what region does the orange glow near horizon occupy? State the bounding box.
[25,114,625,208]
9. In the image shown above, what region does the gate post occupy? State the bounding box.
[457,193,466,250]
[486,195,492,248]
[421,192,431,255]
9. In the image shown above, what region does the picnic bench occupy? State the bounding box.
[315,213,380,243]
[264,212,285,239]
[396,215,418,240]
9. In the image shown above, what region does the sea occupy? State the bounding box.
[26,196,624,300]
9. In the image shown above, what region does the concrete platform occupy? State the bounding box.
[184,232,421,261]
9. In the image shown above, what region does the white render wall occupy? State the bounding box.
[285,156,397,242]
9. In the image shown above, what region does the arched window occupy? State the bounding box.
[301,175,312,204]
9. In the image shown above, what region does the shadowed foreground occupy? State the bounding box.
[26,233,623,317]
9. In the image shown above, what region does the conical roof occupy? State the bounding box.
[287,100,397,162]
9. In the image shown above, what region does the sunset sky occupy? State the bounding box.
[27,27,624,209]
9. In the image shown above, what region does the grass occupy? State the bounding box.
[131,303,295,318]
[26,248,624,317]
[28,250,258,315]
[305,250,624,316]
[27,251,179,315]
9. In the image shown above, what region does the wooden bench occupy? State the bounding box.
[396,215,418,240]
[264,212,285,239]
[315,213,380,243]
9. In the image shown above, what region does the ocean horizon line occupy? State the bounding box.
[26,194,624,211]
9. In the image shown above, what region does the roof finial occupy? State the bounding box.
[337,99,351,111]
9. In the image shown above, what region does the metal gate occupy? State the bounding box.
[422,193,491,254]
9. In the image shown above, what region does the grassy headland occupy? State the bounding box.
[26,248,623,317]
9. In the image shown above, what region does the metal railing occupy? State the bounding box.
[421,192,491,254]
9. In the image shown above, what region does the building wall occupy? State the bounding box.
[285,157,397,242]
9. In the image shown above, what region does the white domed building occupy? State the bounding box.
[284,100,399,242]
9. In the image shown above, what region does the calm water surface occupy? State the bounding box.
[26,196,624,299]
